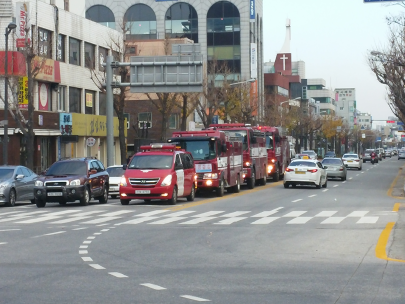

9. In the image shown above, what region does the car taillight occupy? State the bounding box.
[286,168,294,172]
[339,167,344,171]
[355,159,360,162]
[307,169,318,173]
[342,159,346,161]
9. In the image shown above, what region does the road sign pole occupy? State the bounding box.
[106,56,114,167]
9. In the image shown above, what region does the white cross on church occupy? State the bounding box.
[280,54,288,70]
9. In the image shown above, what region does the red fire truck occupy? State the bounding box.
[208,124,268,189]
[253,126,291,181]
[169,129,243,196]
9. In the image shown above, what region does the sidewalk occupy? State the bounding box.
[390,165,405,198]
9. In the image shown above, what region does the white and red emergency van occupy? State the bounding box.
[119,144,196,205]
[169,129,243,196]
[208,124,268,189]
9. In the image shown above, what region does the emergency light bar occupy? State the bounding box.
[141,144,177,152]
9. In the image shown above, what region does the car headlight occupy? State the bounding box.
[161,175,172,186]
[120,176,127,187]
[70,179,81,186]
[35,180,44,187]
[203,173,218,179]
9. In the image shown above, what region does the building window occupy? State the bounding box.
[85,90,95,114]
[85,43,95,69]
[168,114,178,129]
[124,4,157,40]
[58,86,66,111]
[69,87,81,113]
[99,93,106,115]
[340,107,344,110]
[38,28,52,59]
[69,37,81,66]
[165,3,198,43]
[86,5,115,29]
[138,112,152,128]
[99,47,108,72]
[349,106,354,112]
[57,34,65,62]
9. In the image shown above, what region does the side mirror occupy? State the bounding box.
[16,174,24,180]
[251,137,257,144]
[123,164,127,170]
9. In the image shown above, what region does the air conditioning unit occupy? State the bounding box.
[138,121,152,129]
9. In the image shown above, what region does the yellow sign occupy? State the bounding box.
[302,155,309,159]
[86,93,93,107]
[18,76,28,108]
[71,113,127,137]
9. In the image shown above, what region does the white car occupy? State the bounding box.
[283,159,327,189]
[342,153,362,170]
[106,165,125,199]
[302,150,317,160]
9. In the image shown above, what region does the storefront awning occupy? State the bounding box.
[14,128,61,136]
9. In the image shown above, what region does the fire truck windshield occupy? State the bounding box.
[266,135,274,149]
[129,155,173,169]
[177,140,217,160]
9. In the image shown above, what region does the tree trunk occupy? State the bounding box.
[161,114,167,141]
[181,95,187,131]
[309,132,314,150]
[26,56,35,170]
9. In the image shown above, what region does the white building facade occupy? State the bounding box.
[305,78,336,116]
[335,88,356,129]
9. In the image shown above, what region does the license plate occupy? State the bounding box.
[135,190,151,194]
[295,171,305,174]
[47,192,63,196]
[110,187,118,191]
[347,160,353,162]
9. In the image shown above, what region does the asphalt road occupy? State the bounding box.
[1,158,405,304]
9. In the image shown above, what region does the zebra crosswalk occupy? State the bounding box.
[0,207,395,226]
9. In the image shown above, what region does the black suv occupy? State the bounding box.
[33,158,109,208]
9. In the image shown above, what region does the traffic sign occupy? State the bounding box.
[362,133,366,139]
[397,121,404,125]
[387,120,396,123]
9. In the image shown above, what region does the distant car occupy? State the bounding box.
[321,158,347,181]
[284,159,327,189]
[106,165,125,199]
[363,149,378,163]
[302,150,317,160]
[0,166,38,207]
[342,153,362,170]
[385,149,392,158]
[295,154,310,159]
[376,148,384,160]
[392,149,398,155]
[398,149,405,160]
[324,151,336,158]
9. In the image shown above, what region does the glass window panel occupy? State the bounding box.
[213,46,235,60]
[85,43,95,69]
[69,38,81,66]
[38,28,52,59]
[99,93,106,116]
[125,4,156,22]
[86,5,115,29]
[57,34,65,62]
[169,114,177,129]
[213,32,234,46]
[58,86,66,111]
[99,47,108,72]
[69,87,81,113]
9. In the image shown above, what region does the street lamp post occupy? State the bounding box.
[3,22,17,165]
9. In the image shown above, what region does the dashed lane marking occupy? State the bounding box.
[308,195,317,198]
[180,295,210,302]
[89,264,106,270]
[109,272,128,278]
[292,199,302,202]
[140,283,167,290]
[32,231,66,238]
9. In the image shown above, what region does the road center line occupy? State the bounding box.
[333,185,339,187]
[322,189,329,192]
[32,231,66,238]
[308,195,317,198]
[0,242,7,245]
[180,295,210,302]
[140,283,167,290]
[0,229,21,232]
[292,199,302,202]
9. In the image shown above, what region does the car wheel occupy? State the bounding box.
[232,175,241,193]
[187,185,195,201]
[120,199,130,205]
[341,175,346,181]
[6,189,16,207]
[283,183,289,188]
[272,165,280,182]
[35,198,46,208]
[80,187,90,206]
[358,166,361,171]
[98,187,108,204]
[216,178,225,197]
[247,170,256,189]
[291,184,296,188]
[59,202,67,205]
[322,179,327,188]
[363,160,366,163]
[30,199,35,204]
[168,186,178,205]
[111,195,117,199]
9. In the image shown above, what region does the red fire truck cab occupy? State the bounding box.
[208,124,268,189]
[253,126,291,181]
[119,144,196,205]
[169,130,243,196]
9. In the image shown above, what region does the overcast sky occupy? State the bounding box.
[262,0,403,124]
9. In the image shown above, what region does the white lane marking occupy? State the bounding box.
[0,242,7,245]
[99,210,135,217]
[342,181,346,184]
[361,172,365,174]
[16,216,61,224]
[292,199,302,203]
[46,210,83,216]
[356,174,359,176]
[0,211,26,216]
[214,217,247,225]
[251,208,283,217]
[321,217,346,224]
[72,227,88,231]
[101,229,110,232]
[347,211,369,217]
[83,241,92,244]
[308,195,317,198]
[349,178,353,180]
[32,231,66,238]
[220,211,250,217]
[93,233,102,235]
[81,217,121,224]
[10,211,48,216]
[97,224,109,227]
[180,295,210,302]
[109,272,128,278]
[140,283,167,290]
[82,257,93,262]
[87,236,96,240]
[322,189,329,192]
[51,216,92,224]
[333,185,339,188]
[357,217,379,224]
[315,211,338,217]
[70,211,106,217]
[192,211,225,217]
[180,217,217,225]
[80,245,88,249]
[251,217,280,224]
[79,250,88,254]
[163,211,195,217]
[135,210,170,217]
[283,211,307,217]
[0,215,33,223]
[118,216,159,225]
[89,264,105,270]
[287,217,312,224]
[0,229,21,232]
[149,217,187,225]
[367,169,369,171]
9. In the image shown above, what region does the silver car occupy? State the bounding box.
[106,165,125,199]
[0,166,38,207]
[321,158,347,181]
[398,149,405,160]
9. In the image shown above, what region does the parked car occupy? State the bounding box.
[0,166,38,207]
[33,158,109,207]
[398,149,405,160]
[283,159,327,189]
[295,154,310,159]
[106,165,125,199]
[363,149,378,163]
[342,153,362,170]
[321,158,347,181]
[324,151,336,158]
[302,150,318,160]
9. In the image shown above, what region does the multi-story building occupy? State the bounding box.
[335,88,356,129]
[357,112,372,130]
[0,0,124,171]
[85,0,264,134]
[304,78,336,116]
